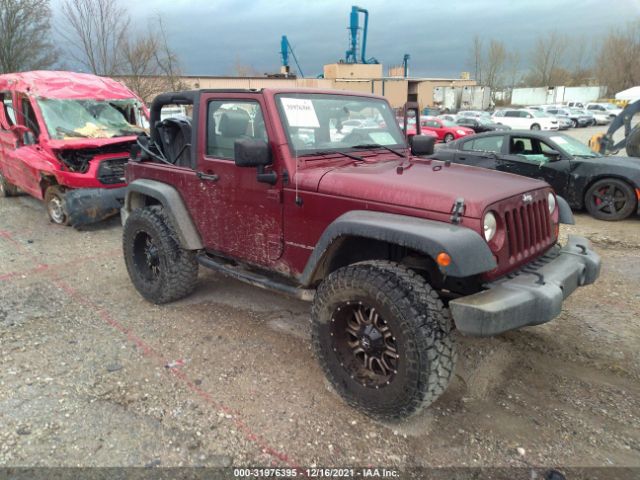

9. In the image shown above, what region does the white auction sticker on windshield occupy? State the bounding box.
[550,136,568,144]
[281,98,320,128]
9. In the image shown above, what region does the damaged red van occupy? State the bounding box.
[0,71,147,226]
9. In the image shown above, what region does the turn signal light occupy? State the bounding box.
[436,252,451,267]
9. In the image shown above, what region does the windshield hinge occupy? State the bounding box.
[450,197,465,225]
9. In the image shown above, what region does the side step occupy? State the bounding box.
[196,254,315,301]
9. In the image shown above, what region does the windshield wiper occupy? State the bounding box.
[298,150,364,161]
[352,143,407,158]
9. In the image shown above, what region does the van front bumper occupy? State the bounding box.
[65,187,126,227]
[450,235,600,337]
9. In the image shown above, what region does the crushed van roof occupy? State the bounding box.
[0,70,138,100]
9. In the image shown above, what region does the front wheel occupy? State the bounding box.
[585,178,637,221]
[123,206,199,304]
[530,123,541,131]
[444,133,455,143]
[570,119,577,128]
[311,261,456,420]
[44,186,69,225]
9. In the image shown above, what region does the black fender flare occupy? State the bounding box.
[299,210,496,286]
[557,195,574,225]
[123,179,203,250]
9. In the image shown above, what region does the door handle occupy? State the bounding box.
[196,171,219,182]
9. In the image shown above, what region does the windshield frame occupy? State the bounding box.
[275,92,408,158]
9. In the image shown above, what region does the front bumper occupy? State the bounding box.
[65,187,126,227]
[450,235,601,337]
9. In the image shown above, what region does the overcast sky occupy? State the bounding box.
[54,0,639,78]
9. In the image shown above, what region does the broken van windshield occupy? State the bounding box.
[37,98,146,140]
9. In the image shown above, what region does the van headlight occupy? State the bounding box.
[548,193,556,213]
[483,211,497,242]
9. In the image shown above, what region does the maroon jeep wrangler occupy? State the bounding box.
[121,89,600,419]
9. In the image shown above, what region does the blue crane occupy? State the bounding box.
[280,35,304,77]
[344,5,379,64]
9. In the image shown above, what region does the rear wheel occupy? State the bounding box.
[311,261,456,420]
[44,186,69,225]
[444,133,454,143]
[570,119,577,128]
[0,171,19,197]
[123,206,199,304]
[585,178,637,221]
[530,123,541,131]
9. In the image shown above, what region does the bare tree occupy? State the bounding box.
[506,50,521,89]
[483,40,507,93]
[0,0,58,72]
[566,36,594,85]
[60,0,129,75]
[528,31,568,86]
[119,17,186,102]
[467,34,483,83]
[232,56,260,77]
[595,19,640,93]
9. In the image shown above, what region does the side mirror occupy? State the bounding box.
[411,134,436,156]
[545,149,562,161]
[234,138,271,168]
[9,125,33,146]
[234,138,276,185]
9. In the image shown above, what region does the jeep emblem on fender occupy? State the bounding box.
[522,193,533,203]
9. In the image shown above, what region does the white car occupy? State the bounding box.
[588,110,612,125]
[492,108,559,131]
[585,103,623,118]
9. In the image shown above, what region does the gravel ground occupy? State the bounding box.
[1,126,639,472]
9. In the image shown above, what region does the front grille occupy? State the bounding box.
[97,158,127,185]
[504,198,552,262]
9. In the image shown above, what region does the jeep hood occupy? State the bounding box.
[314,159,548,218]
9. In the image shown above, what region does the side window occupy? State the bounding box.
[426,120,439,128]
[510,137,548,165]
[0,92,16,127]
[505,111,518,118]
[462,135,504,153]
[20,96,41,138]
[206,100,267,159]
[457,118,473,126]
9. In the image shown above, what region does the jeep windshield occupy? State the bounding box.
[38,98,146,140]
[276,93,407,157]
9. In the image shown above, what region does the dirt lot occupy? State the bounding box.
[1,132,639,471]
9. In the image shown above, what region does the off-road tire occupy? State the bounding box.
[444,133,455,143]
[123,206,198,304]
[44,186,69,225]
[0,171,19,197]
[530,123,541,131]
[584,178,637,221]
[311,260,456,420]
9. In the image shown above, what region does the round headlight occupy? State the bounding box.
[483,211,497,242]
[456,129,467,135]
[548,192,557,213]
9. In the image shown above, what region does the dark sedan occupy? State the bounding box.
[432,131,640,221]
[455,116,511,133]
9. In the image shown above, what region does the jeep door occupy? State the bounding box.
[497,134,570,195]
[194,93,283,265]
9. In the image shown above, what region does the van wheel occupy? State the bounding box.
[123,206,199,304]
[530,123,541,130]
[0,172,19,197]
[44,186,69,225]
[311,261,456,420]
[585,178,637,221]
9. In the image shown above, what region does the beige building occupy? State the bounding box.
[120,65,477,112]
